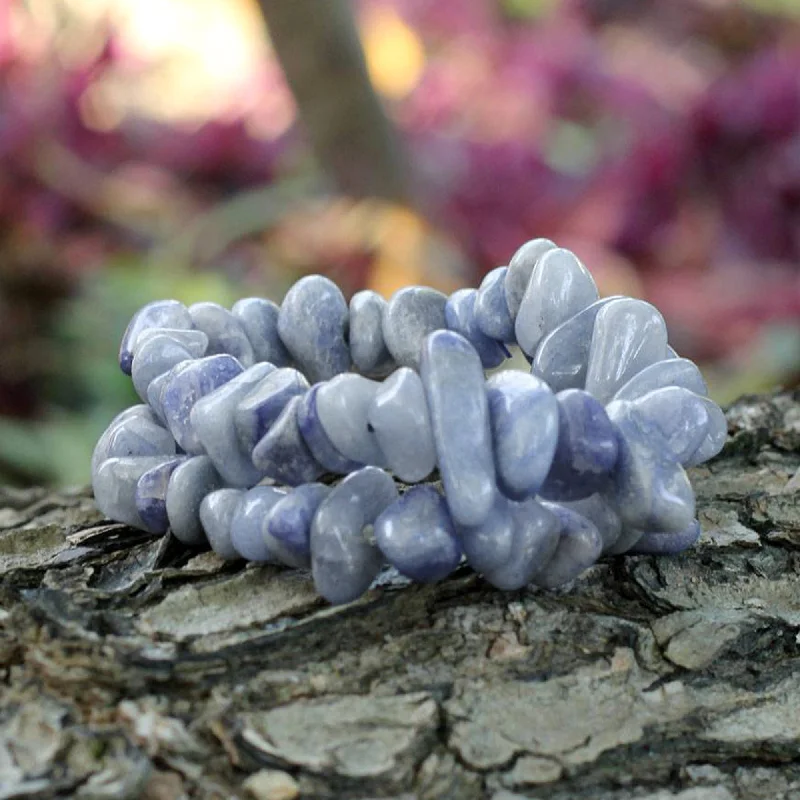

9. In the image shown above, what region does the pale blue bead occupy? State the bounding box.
[445,288,507,369]
[684,398,727,466]
[119,299,193,375]
[316,374,385,466]
[534,504,603,588]
[487,372,558,500]
[608,404,696,534]
[531,297,619,392]
[277,275,350,382]
[628,520,701,555]
[133,328,209,360]
[190,363,277,486]
[349,290,394,375]
[515,248,599,356]
[251,396,324,486]
[267,483,331,567]
[373,486,462,583]
[232,297,292,367]
[92,406,175,478]
[474,267,515,342]
[562,493,622,552]
[504,238,556,318]
[93,456,174,530]
[603,527,644,556]
[420,330,497,527]
[311,467,398,604]
[135,456,187,534]
[383,286,447,370]
[584,298,668,404]
[235,367,309,452]
[457,493,514,575]
[229,485,288,562]
[147,372,172,424]
[166,456,222,546]
[367,367,436,483]
[161,355,244,454]
[612,358,708,402]
[189,302,255,367]
[199,489,244,560]
[297,385,361,474]
[481,498,560,590]
[131,335,194,401]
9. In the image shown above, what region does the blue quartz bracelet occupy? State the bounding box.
[92,240,726,605]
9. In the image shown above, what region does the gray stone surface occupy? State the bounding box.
[383,285,448,370]
[5,389,800,799]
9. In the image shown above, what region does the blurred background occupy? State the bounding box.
[0,0,799,486]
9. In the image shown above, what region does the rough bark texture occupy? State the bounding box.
[1,390,800,800]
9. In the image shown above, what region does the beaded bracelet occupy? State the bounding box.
[92,240,726,604]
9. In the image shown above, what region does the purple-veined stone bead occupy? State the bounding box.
[311,467,398,604]
[420,330,496,527]
[383,286,448,370]
[562,493,622,553]
[349,290,394,376]
[161,354,244,453]
[133,327,209,360]
[374,486,462,583]
[504,238,557,318]
[445,288,507,369]
[297,384,361,474]
[487,371,558,500]
[267,483,331,567]
[131,335,194,402]
[232,297,292,367]
[475,266,515,343]
[457,493,515,575]
[135,456,187,534]
[189,302,255,367]
[534,503,603,588]
[627,520,701,555]
[166,455,223,546]
[539,390,619,502]
[251,396,324,486]
[199,489,244,560]
[277,275,350,382]
[147,371,171,424]
[92,406,175,477]
[119,299,193,375]
[229,485,288,563]
[612,358,708,402]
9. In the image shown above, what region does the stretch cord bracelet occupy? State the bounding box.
[92,239,727,604]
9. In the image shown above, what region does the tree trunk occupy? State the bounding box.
[1,390,800,799]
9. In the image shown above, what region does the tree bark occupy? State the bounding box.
[1,390,800,799]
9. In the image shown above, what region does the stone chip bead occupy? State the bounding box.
[199,488,244,560]
[119,299,194,375]
[232,297,292,367]
[349,290,394,376]
[267,483,331,568]
[135,456,187,534]
[382,286,448,370]
[229,485,288,563]
[504,237,557,317]
[474,266,515,343]
[534,503,603,588]
[444,288,507,369]
[189,302,256,367]
[166,456,223,546]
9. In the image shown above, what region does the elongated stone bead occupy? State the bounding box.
[297,385,361,474]
[267,483,331,567]
[191,363,277,486]
[515,249,599,356]
[199,489,244,560]
[475,266,515,342]
[457,492,514,575]
[316,374,385,466]
[349,290,394,375]
[119,299,193,375]
[92,406,175,477]
[135,456,187,533]
[584,298,668,404]
[251,396,324,486]
[133,328,209,360]
[311,467,398,604]
[685,398,727,466]
[421,330,496,527]
[445,289,507,369]
[189,302,255,367]
[232,297,292,367]
[131,335,194,401]
[612,358,708,402]
[504,238,556,318]
[229,485,288,562]
[628,520,701,555]
[277,275,350,382]
[374,486,462,582]
[383,286,448,370]
[147,372,171,424]
[166,456,223,546]
[487,371,558,500]
[534,504,603,588]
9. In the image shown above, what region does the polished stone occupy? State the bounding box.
[349,290,394,376]
[229,485,288,562]
[277,275,350,382]
[232,297,292,367]
[310,467,398,604]
[131,334,194,401]
[612,358,708,402]
[539,390,619,501]
[267,483,331,567]
[584,298,668,404]
[134,456,187,533]
[374,486,462,582]
[161,354,244,453]
[234,367,309,452]
[515,248,599,356]
[628,520,701,555]
[367,367,436,483]
[146,371,172,424]
[534,503,603,588]
[487,371,558,500]
[475,266,515,343]
[133,328,209,360]
[504,238,556,318]
[685,397,727,466]
[190,363,276,486]
[316,374,385,466]
[457,493,514,575]
[562,493,622,552]
[199,488,244,560]
[382,286,448,370]
[297,385,361,474]
[166,456,223,546]
[445,288,507,369]
[251,396,324,486]
[189,302,255,367]
[420,330,496,527]
[119,299,193,375]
